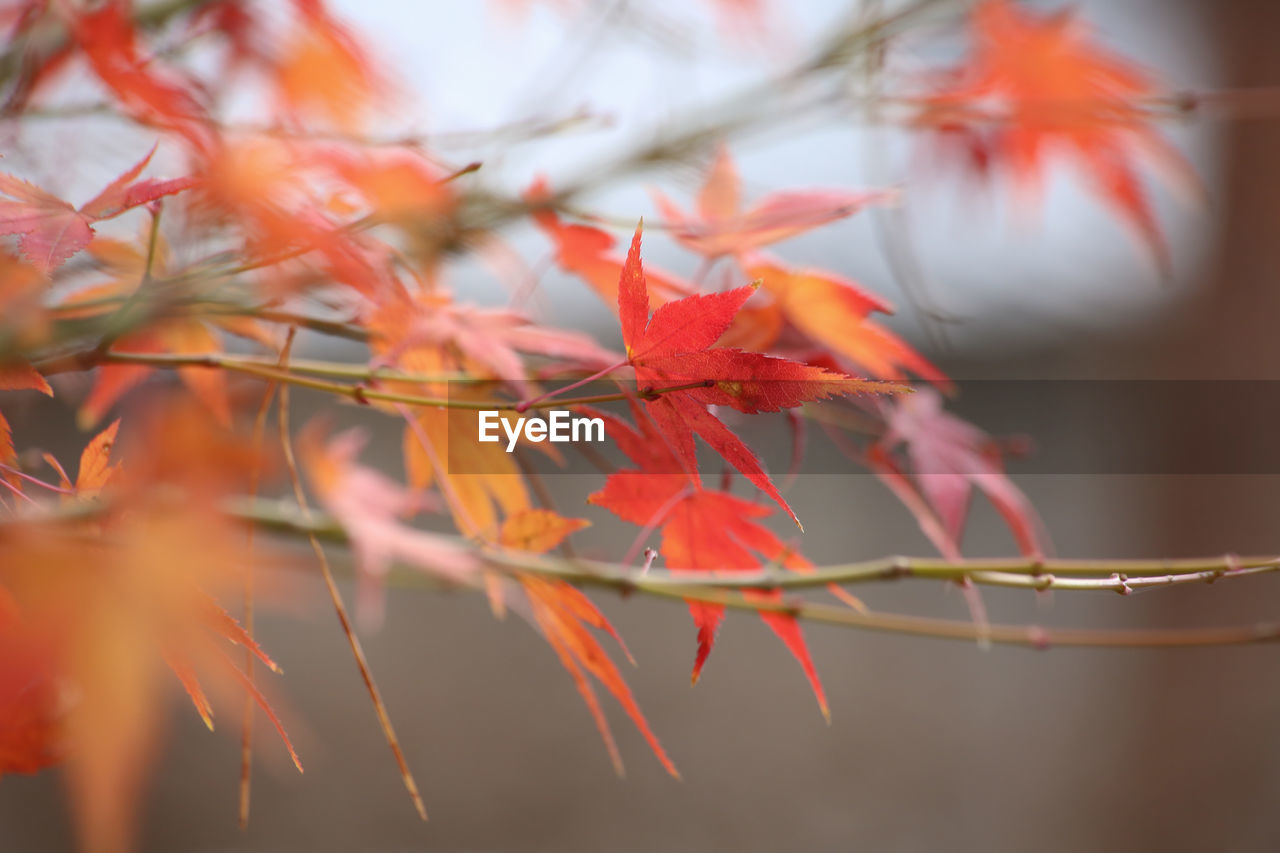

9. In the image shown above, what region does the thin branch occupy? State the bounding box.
[238,334,292,831]
[227,498,1280,651]
[35,349,750,411]
[43,299,374,346]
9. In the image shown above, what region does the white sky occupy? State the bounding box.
[325,0,1224,356]
[7,0,1221,360]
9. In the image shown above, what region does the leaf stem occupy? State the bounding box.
[515,359,627,412]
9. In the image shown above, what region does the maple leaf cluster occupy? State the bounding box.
[0,0,1195,848]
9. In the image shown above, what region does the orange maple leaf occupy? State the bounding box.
[918,0,1193,270]
[74,419,122,496]
[0,402,299,852]
[365,286,616,540]
[650,145,891,260]
[495,508,678,778]
[273,0,388,130]
[742,255,950,388]
[0,583,65,779]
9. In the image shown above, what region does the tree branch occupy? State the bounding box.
[225,497,1280,650]
[34,349,747,411]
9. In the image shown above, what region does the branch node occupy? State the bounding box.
[778,596,803,618]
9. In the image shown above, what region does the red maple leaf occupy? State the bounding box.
[0,146,196,275]
[917,0,1193,270]
[588,402,830,717]
[616,223,900,526]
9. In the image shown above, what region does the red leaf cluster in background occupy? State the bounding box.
[915,0,1194,270]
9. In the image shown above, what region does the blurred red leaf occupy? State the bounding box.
[0,361,53,397]
[528,178,697,307]
[67,2,211,147]
[301,424,479,626]
[868,388,1045,559]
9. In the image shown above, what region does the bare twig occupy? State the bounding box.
[276,337,428,822]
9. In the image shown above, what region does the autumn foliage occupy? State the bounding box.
[0,1,1239,851]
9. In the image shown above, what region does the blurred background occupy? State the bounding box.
[7,0,1280,850]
